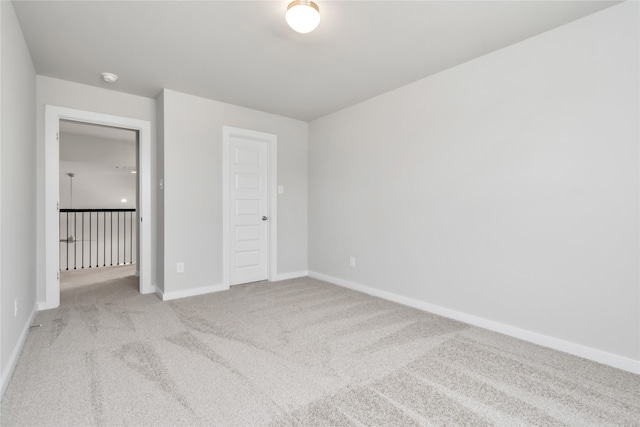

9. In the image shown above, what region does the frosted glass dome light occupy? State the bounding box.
[101,72,118,83]
[286,1,320,34]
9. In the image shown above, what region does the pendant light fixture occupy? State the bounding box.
[67,172,75,209]
[60,173,76,244]
[286,0,320,34]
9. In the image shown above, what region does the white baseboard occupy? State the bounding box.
[157,271,308,302]
[159,283,229,301]
[307,271,640,375]
[141,284,156,295]
[1,303,39,398]
[273,270,308,281]
[37,300,58,311]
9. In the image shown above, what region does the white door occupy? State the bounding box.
[228,133,269,285]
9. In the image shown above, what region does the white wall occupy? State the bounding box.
[1,0,37,393]
[35,76,157,301]
[309,2,639,367]
[1,0,3,392]
[59,133,137,209]
[159,89,308,294]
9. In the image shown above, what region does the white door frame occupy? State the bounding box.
[42,105,153,310]
[222,126,277,287]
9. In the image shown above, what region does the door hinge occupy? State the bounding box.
[57,201,59,211]
[57,271,60,281]
[56,132,59,141]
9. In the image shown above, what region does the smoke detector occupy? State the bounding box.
[101,72,118,83]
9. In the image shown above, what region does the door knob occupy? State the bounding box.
[262,216,268,221]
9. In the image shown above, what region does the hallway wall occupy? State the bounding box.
[1,0,37,395]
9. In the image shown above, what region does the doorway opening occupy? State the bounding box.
[43,105,153,310]
[58,120,138,292]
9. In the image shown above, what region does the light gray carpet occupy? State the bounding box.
[2,275,639,426]
[60,264,136,290]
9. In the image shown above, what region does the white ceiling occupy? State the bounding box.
[13,0,618,122]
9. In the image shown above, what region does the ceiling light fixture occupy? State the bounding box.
[286,0,320,34]
[102,72,118,83]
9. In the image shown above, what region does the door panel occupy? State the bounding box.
[235,250,261,269]
[235,225,260,241]
[236,173,261,191]
[235,199,261,215]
